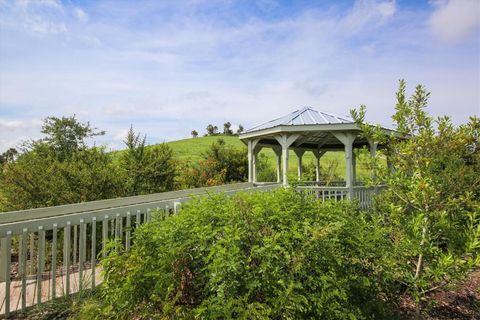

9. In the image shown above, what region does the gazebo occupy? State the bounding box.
[239,107,391,202]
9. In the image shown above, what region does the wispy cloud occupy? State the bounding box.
[430,0,480,42]
[0,0,478,152]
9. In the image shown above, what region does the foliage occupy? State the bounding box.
[0,116,118,211]
[0,147,18,165]
[176,158,227,188]
[120,126,176,195]
[202,138,248,182]
[237,124,244,134]
[206,124,219,136]
[93,189,396,319]
[351,79,480,315]
[37,115,105,161]
[175,138,250,188]
[223,122,234,135]
[191,130,198,138]
[0,145,121,211]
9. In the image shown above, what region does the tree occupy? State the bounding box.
[120,126,176,196]
[191,130,198,138]
[205,124,215,136]
[352,79,480,317]
[0,145,121,211]
[223,122,233,135]
[0,117,118,211]
[237,124,244,134]
[39,115,105,160]
[0,148,18,165]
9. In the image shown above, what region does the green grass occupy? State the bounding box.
[165,135,244,160]
[113,134,378,181]
[162,135,377,181]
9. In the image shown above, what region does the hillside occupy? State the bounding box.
[162,135,376,180]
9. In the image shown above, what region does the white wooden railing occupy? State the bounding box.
[0,182,280,318]
[295,184,387,210]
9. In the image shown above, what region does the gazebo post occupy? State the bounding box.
[313,150,326,183]
[273,147,282,183]
[368,138,378,179]
[275,134,299,186]
[252,145,262,183]
[294,149,305,181]
[352,150,357,185]
[332,132,356,199]
[247,139,259,183]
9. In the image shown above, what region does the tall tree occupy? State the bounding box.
[237,124,244,134]
[39,115,105,160]
[120,126,176,195]
[223,122,233,135]
[0,148,18,165]
[191,130,198,138]
[206,124,215,136]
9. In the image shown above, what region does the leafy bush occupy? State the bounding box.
[352,80,480,315]
[94,189,396,319]
[175,138,247,189]
[120,127,176,195]
[0,145,122,211]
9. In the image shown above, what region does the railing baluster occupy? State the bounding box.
[37,226,45,304]
[91,217,97,289]
[136,210,141,228]
[64,222,71,296]
[79,220,85,292]
[51,224,58,299]
[126,212,131,251]
[1,231,12,317]
[73,225,77,267]
[29,233,35,275]
[102,216,108,258]
[21,228,28,312]
[115,214,120,239]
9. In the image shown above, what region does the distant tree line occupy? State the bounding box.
[191,122,244,138]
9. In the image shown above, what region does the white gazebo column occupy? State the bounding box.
[247,139,259,183]
[313,150,326,182]
[252,145,262,183]
[294,149,305,180]
[275,134,300,186]
[367,138,378,179]
[352,150,357,185]
[332,132,356,199]
[273,147,282,183]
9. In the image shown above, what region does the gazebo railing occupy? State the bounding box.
[295,184,387,210]
[0,182,280,318]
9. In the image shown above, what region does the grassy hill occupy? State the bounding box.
[112,135,377,181]
[161,135,375,181]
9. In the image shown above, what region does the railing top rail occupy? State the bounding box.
[295,186,348,191]
[0,182,258,225]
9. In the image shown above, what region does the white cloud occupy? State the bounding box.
[74,7,88,23]
[342,0,396,31]
[430,0,480,42]
[0,119,25,129]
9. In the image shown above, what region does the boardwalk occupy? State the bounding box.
[0,267,102,316]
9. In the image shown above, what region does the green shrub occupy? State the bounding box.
[94,189,396,319]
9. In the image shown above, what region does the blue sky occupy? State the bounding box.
[0,0,479,151]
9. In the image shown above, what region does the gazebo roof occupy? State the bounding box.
[245,107,354,133]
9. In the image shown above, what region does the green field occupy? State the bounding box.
[160,135,376,181]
